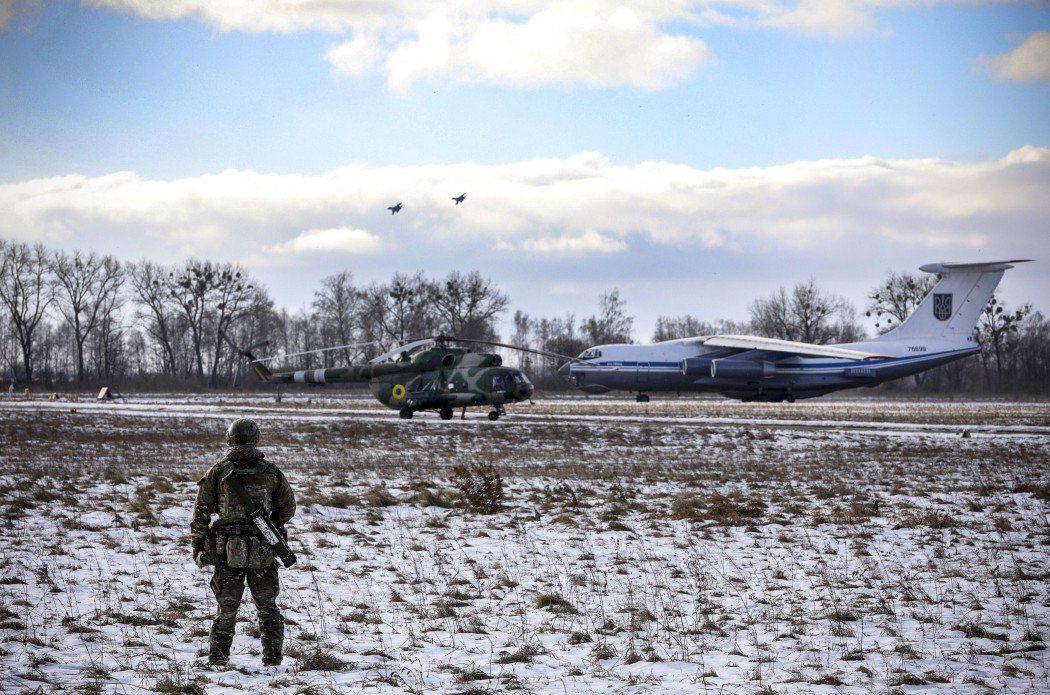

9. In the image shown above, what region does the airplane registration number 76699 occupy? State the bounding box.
[907,346,927,352]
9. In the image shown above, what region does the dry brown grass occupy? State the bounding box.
[0,396,1046,693]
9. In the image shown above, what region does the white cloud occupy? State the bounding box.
[265,227,382,255]
[88,0,979,91]
[336,4,711,92]
[82,0,397,33]
[85,1,995,41]
[88,1,711,90]
[503,231,628,254]
[755,0,879,38]
[2,148,1047,267]
[325,34,383,77]
[978,32,1050,83]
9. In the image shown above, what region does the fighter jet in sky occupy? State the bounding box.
[453,193,466,205]
[387,202,403,215]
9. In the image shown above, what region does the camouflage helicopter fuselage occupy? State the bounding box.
[246,346,534,420]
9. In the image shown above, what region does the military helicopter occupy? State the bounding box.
[225,334,562,421]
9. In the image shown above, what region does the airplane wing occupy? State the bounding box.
[702,335,887,361]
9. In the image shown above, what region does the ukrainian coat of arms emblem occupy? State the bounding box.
[933,293,953,321]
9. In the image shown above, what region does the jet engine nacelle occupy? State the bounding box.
[709,359,777,380]
[681,358,714,376]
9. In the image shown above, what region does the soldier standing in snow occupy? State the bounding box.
[191,418,296,666]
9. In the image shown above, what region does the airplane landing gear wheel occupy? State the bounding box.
[636,393,650,403]
[439,406,454,420]
[488,410,500,421]
[399,406,414,419]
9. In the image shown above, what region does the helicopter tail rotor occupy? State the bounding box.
[222,333,272,387]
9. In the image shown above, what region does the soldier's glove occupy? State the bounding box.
[195,546,219,568]
[192,537,215,569]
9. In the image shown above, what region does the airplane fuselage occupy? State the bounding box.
[565,337,979,402]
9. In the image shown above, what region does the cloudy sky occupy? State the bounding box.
[1,0,1047,340]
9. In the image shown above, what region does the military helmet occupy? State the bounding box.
[227,418,260,446]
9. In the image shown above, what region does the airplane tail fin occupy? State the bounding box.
[875,260,1031,344]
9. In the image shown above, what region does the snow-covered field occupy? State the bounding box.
[0,394,1046,694]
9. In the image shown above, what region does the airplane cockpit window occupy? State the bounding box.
[578,349,602,360]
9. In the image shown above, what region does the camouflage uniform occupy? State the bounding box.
[191,424,296,666]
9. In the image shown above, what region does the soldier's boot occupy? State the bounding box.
[209,608,238,665]
[209,626,234,665]
[260,611,285,666]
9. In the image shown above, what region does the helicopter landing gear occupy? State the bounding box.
[636,393,650,403]
[488,405,506,421]
[399,406,414,420]
[439,406,454,420]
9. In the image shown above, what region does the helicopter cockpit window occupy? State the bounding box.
[491,375,510,390]
[578,349,602,360]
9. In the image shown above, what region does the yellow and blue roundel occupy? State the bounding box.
[391,384,406,399]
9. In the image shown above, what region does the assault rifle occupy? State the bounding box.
[221,470,297,568]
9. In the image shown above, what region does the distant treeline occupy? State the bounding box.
[1,238,1046,395]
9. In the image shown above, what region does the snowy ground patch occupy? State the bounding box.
[0,395,1046,693]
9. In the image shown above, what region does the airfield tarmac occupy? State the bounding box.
[0,394,1047,693]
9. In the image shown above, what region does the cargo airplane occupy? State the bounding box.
[561,260,1032,402]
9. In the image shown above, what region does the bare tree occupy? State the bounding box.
[866,270,936,333]
[538,314,586,372]
[52,249,124,382]
[0,311,13,383]
[750,279,860,344]
[90,280,126,379]
[363,272,439,346]
[584,289,633,345]
[651,316,750,342]
[206,265,257,387]
[653,314,707,342]
[1014,311,1050,393]
[227,287,279,366]
[749,287,793,340]
[129,260,179,376]
[0,241,54,382]
[432,271,509,340]
[165,260,258,385]
[167,260,212,380]
[312,271,361,365]
[976,296,1031,388]
[509,310,533,370]
[511,310,531,348]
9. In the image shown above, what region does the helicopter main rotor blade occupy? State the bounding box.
[221,331,239,354]
[252,341,381,365]
[438,336,586,364]
[221,332,271,358]
[369,337,437,364]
